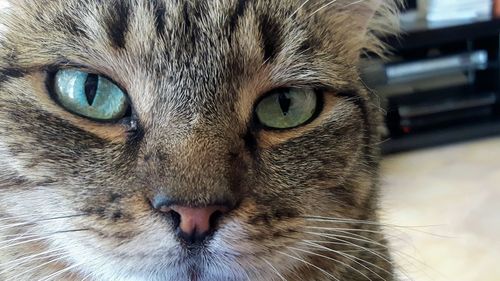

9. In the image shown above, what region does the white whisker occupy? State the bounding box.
[310,230,435,274]
[5,254,71,281]
[307,0,339,19]
[302,240,391,279]
[306,232,393,264]
[0,229,88,252]
[304,215,445,230]
[0,252,63,276]
[0,221,36,231]
[340,0,365,10]
[305,239,386,253]
[277,249,341,281]
[262,258,288,281]
[0,236,52,252]
[305,226,412,243]
[0,212,80,222]
[312,228,399,247]
[305,233,417,281]
[290,246,373,281]
[0,214,87,232]
[306,231,390,250]
[306,226,390,235]
[288,0,311,20]
[0,246,65,273]
[39,261,85,281]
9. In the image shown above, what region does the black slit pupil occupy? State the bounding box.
[278,92,291,116]
[84,74,99,106]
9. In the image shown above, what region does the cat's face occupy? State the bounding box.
[0,0,398,280]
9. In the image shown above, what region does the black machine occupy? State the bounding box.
[363,14,500,154]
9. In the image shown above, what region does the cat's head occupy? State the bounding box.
[0,0,399,280]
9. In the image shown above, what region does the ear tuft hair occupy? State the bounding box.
[364,0,403,57]
[308,0,402,58]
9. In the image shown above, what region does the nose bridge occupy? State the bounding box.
[144,127,244,206]
[177,131,233,178]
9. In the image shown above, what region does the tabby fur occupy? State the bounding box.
[0,0,400,280]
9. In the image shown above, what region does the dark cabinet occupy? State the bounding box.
[364,18,500,154]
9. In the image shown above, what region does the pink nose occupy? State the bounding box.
[170,205,229,236]
[154,202,230,245]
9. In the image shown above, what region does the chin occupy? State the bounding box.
[57,220,265,281]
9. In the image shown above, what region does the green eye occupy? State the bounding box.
[54,69,129,121]
[255,88,319,129]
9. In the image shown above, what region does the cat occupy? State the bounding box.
[0,0,400,280]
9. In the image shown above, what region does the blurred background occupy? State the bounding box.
[368,1,500,280]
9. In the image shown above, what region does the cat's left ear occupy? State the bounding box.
[358,0,389,28]
[358,0,401,34]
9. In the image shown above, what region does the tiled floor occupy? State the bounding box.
[380,136,500,281]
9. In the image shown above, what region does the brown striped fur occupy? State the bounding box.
[0,0,400,280]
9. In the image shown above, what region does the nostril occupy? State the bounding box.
[209,210,224,230]
[169,210,181,229]
[150,196,235,245]
[172,205,231,245]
